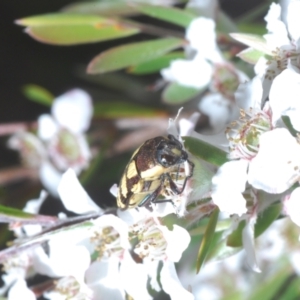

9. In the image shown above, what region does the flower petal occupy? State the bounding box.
[199,94,232,132]
[269,67,300,130]
[58,169,102,214]
[120,251,152,300]
[242,217,261,273]
[52,89,93,133]
[37,114,58,140]
[85,260,125,300]
[160,261,194,300]
[286,0,300,41]
[186,17,222,62]
[235,75,263,111]
[160,225,191,262]
[248,128,300,193]
[212,160,248,216]
[39,161,62,197]
[264,3,289,48]
[8,278,36,300]
[33,243,90,281]
[284,187,300,227]
[161,56,212,89]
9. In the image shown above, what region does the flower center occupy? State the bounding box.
[211,63,240,100]
[90,226,123,260]
[131,218,167,261]
[55,129,81,163]
[226,108,272,160]
[54,276,92,300]
[265,46,297,81]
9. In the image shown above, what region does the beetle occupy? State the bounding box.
[116,134,194,210]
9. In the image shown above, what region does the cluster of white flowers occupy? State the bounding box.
[0,169,194,300]
[161,8,248,132]
[8,89,93,196]
[210,0,300,271]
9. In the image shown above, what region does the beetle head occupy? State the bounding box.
[156,135,188,168]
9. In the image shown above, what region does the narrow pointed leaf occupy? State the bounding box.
[132,3,196,28]
[162,82,202,105]
[248,263,292,300]
[0,204,56,225]
[16,14,139,45]
[128,51,185,74]
[279,276,300,300]
[94,102,167,118]
[22,84,54,106]
[230,33,272,55]
[196,207,219,273]
[237,47,265,64]
[227,202,282,247]
[87,37,184,74]
[62,1,135,16]
[183,136,228,167]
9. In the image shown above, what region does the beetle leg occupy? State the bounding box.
[166,159,195,195]
[138,182,163,207]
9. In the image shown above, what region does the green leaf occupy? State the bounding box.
[237,23,267,35]
[188,159,214,202]
[132,3,196,28]
[207,237,242,261]
[22,84,54,106]
[162,82,202,105]
[183,136,228,167]
[94,102,167,118]
[87,37,184,73]
[248,263,292,300]
[189,219,231,236]
[230,33,272,55]
[196,207,219,273]
[279,276,300,300]
[16,13,139,45]
[128,51,185,75]
[237,47,265,64]
[0,204,56,225]
[216,11,238,34]
[282,115,298,137]
[62,1,135,17]
[227,202,282,247]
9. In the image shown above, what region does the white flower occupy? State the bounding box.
[269,66,300,131]
[255,2,300,101]
[185,17,222,62]
[161,55,213,89]
[38,89,92,174]
[248,128,300,194]
[161,17,220,89]
[8,89,93,197]
[7,132,46,168]
[123,209,193,299]
[160,261,194,300]
[58,168,102,214]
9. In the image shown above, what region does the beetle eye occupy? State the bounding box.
[160,154,176,166]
